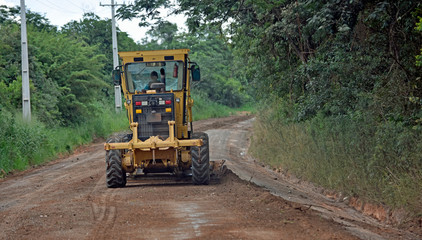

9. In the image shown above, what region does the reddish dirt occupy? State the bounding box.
[0,115,418,239]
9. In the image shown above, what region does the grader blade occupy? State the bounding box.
[210,159,227,178]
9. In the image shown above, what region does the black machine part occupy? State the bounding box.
[132,93,175,141]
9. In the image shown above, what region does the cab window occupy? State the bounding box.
[125,61,184,93]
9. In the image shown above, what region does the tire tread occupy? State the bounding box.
[191,132,210,185]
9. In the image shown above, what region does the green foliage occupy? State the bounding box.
[117,0,171,27]
[192,92,255,120]
[0,9,114,126]
[187,27,251,107]
[145,20,178,46]
[416,13,422,66]
[192,93,232,120]
[62,13,141,75]
[30,29,109,125]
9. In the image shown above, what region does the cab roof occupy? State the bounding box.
[119,49,190,63]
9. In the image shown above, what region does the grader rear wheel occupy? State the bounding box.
[191,132,210,185]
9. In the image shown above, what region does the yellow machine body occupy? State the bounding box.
[104,49,202,174]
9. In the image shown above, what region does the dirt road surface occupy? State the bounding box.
[0,115,419,239]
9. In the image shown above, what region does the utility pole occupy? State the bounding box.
[100,0,122,112]
[20,0,31,121]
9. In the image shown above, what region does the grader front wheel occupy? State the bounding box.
[106,150,126,188]
[106,136,127,188]
[191,132,210,185]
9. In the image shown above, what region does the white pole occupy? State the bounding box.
[111,0,119,69]
[20,0,31,122]
[101,0,122,112]
[111,0,122,112]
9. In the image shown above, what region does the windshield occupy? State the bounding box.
[125,61,184,93]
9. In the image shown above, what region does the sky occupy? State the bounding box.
[0,0,187,43]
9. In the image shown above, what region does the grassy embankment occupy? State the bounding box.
[0,96,252,177]
[251,106,422,215]
[192,94,255,120]
[0,107,127,177]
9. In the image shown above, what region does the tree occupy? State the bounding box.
[62,13,140,77]
[145,20,178,46]
[117,0,171,27]
[416,10,422,66]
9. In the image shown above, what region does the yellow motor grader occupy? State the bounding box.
[104,49,209,187]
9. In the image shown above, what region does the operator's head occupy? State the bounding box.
[150,71,158,80]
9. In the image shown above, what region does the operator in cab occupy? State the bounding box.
[143,71,160,91]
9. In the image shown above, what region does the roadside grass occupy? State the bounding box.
[0,108,127,177]
[193,96,232,120]
[193,94,255,121]
[250,108,422,215]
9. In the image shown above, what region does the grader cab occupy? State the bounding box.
[104,49,210,187]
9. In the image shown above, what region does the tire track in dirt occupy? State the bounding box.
[86,173,118,239]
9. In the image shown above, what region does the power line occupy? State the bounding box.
[32,0,80,14]
[61,0,86,11]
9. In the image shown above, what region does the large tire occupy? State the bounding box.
[191,132,210,185]
[106,137,126,188]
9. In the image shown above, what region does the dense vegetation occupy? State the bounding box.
[0,5,246,176]
[119,0,422,214]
